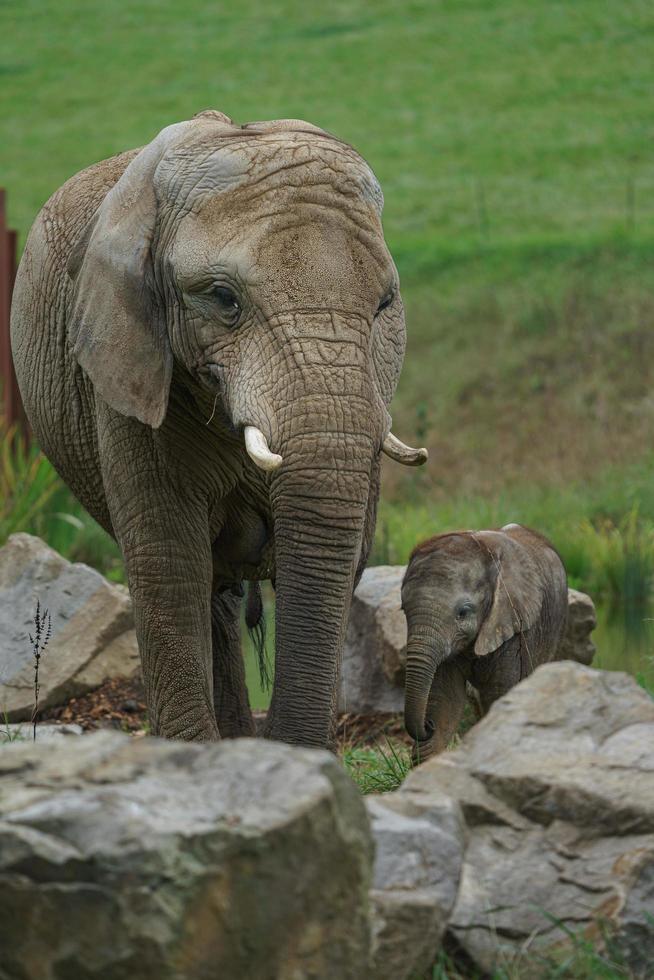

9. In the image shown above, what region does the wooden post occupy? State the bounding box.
[0,189,27,432]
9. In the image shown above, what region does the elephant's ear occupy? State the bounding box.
[67,121,200,427]
[371,271,406,407]
[473,530,543,656]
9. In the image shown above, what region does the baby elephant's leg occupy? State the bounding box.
[414,658,469,763]
[472,638,523,715]
[211,589,256,738]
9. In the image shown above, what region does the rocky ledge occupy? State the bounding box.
[1,661,652,978]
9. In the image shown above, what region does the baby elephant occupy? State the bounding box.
[401,523,567,760]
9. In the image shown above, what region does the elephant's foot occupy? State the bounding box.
[215,703,256,739]
[149,702,221,741]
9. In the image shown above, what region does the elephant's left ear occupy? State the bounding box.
[67,121,202,427]
[371,277,406,407]
[473,531,544,657]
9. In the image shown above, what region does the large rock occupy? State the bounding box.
[556,586,597,665]
[0,732,373,979]
[366,785,464,980]
[0,534,139,720]
[340,565,406,713]
[404,662,654,976]
[1,722,83,744]
[340,566,597,714]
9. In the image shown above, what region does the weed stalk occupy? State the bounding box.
[29,599,51,741]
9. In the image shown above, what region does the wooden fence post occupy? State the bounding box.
[0,189,27,432]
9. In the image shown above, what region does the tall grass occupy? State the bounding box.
[0,416,123,581]
[3,411,654,606]
[427,917,639,979]
[341,740,412,795]
[373,461,654,606]
[0,422,60,542]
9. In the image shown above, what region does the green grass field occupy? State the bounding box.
[3,0,653,251]
[3,0,654,663]
[2,0,653,498]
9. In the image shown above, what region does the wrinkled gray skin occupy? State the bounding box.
[11,111,424,746]
[402,524,568,760]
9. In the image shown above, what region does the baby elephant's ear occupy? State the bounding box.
[473,531,544,657]
[67,122,191,428]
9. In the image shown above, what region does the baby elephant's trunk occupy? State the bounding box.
[403,625,445,742]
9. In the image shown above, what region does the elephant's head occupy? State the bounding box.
[67,110,426,745]
[401,527,548,748]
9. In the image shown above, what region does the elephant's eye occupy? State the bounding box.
[456,603,474,620]
[213,286,241,326]
[375,289,395,316]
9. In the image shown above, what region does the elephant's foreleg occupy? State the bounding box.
[211,589,256,738]
[472,637,524,715]
[101,436,219,739]
[413,659,469,763]
[124,515,218,740]
[125,551,219,739]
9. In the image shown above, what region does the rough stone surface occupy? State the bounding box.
[367,786,464,980]
[0,732,373,980]
[0,534,139,720]
[340,565,406,713]
[1,723,83,744]
[556,586,597,665]
[404,662,654,976]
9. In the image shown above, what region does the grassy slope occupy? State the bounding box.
[2,1,654,594]
[2,0,653,495]
[2,1,653,250]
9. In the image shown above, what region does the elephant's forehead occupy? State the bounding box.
[157,131,383,213]
[168,138,393,307]
[172,199,392,311]
[407,548,489,594]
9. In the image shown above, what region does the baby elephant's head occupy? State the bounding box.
[401,525,560,748]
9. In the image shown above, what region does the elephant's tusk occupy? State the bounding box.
[382,432,428,467]
[244,426,283,472]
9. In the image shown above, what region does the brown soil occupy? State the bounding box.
[42,676,411,749]
[42,676,149,733]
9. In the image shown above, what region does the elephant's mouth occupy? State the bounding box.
[242,423,428,473]
[405,715,435,744]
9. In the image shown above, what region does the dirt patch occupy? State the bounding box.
[42,676,148,733]
[41,677,411,748]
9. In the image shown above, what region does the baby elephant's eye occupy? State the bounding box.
[456,603,474,620]
[213,286,241,325]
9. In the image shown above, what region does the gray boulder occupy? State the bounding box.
[367,786,464,980]
[0,534,139,720]
[0,732,372,980]
[556,586,597,665]
[340,565,406,713]
[404,662,654,976]
[0,722,83,744]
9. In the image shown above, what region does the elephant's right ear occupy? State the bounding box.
[67,124,191,428]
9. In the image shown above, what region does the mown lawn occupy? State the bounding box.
[2,0,653,251]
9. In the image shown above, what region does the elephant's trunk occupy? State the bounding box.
[404,624,448,743]
[265,424,375,745]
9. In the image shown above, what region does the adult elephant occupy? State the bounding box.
[11,110,426,746]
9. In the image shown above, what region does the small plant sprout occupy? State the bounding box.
[29,599,52,741]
